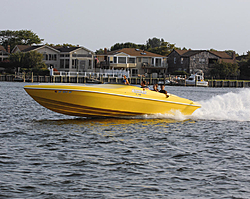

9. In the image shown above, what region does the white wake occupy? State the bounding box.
[137,88,250,122]
[191,88,250,121]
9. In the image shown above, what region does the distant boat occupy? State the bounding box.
[158,79,171,85]
[185,71,208,87]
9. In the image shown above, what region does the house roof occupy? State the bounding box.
[170,49,233,59]
[0,45,6,52]
[12,45,93,54]
[219,59,235,64]
[13,45,60,53]
[104,48,165,57]
[54,46,81,52]
[0,45,10,55]
[172,49,233,60]
[52,46,94,54]
[209,51,232,59]
[21,45,44,52]
[182,50,206,57]
[174,49,189,55]
[12,45,31,52]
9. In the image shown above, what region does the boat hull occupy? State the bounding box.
[24,84,201,117]
[185,80,208,87]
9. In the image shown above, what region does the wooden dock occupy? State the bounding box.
[1,74,250,88]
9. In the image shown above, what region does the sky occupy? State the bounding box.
[1,0,250,55]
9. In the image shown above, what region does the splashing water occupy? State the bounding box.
[137,89,250,122]
[191,88,250,121]
[138,111,187,121]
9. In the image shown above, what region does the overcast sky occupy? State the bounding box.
[2,0,250,54]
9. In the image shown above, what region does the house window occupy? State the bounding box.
[155,58,161,66]
[88,60,92,69]
[72,59,78,69]
[138,58,141,62]
[80,60,85,69]
[60,59,64,68]
[65,59,69,68]
[132,69,138,76]
[199,58,205,64]
[142,57,148,63]
[60,54,64,57]
[181,58,183,64]
[118,57,126,63]
[174,57,176,64]
[72,59,77,69]
[114,57,117,63]
[128,57,135,63]
[151,58,154,65]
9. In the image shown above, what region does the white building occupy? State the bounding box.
[12,45,95,73]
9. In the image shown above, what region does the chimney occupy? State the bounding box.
[7,45,10,53]
[104,48,107,54]
[232,51,236,61]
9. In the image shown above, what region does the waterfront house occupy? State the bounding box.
[0,45,10,61]
[167,49,236,77]
[12,45,95,73]
[96,48,167,77]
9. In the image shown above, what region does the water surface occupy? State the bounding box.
[0,82,250,198]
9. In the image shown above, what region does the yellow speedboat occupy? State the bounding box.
[24,83,201,117]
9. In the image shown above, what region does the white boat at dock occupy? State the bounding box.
[185,71,208,87]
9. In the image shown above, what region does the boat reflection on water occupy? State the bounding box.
[35,117,195,130]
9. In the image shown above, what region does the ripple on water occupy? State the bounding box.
[0,82,250,198]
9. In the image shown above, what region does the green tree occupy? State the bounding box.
[95,48,104,55]
[238,52,250,79]
[23,51,46,71]
[108,37,177,56]
[110,42,144,51]
[9,52,25,69]
[45,43,77,48]
[0,30,43,51]
[146,37,163,48]
[9,51,47,74]
[210,61,239,79]
[147,41,177,56]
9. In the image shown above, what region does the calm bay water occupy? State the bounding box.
[0,82,250,198]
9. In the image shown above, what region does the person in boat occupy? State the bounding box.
[141,80,149,90]
[159,84,169,98]
[159,84,166,93]
[152,84,159,92]
[123,75,130,85]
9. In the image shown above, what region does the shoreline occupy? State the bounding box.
[1,74,250,88]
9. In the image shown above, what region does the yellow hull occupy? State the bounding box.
[24,83,201,117]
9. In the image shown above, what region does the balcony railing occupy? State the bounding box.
[141,62,168,68]
[51,69,130,78]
